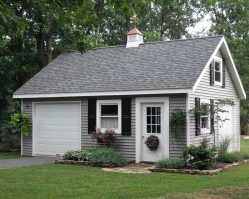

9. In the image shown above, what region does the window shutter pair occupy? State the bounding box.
[87,98,131,136]
[195,97,215,136]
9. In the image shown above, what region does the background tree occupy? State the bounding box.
[201,0,249,134]
[1,0,248,151]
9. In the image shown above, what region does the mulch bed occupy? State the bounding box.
[149,160,249,175]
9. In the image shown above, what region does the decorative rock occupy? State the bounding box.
[149,160,249,175]
[54,159,114,167]
[55,159,89,165]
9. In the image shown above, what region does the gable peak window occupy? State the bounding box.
[96,100,121,134]
[213,57,223,86]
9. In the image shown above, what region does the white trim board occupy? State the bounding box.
[13,89,192,99]
[193,36,246,99]
[21,99,23,156]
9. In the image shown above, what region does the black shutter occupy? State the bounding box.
[210,99,215,134]
[210,62,214,86]
[222,61,226,88]
[88,98,96,134]
[195,97,201,136]
[122,98,131,136]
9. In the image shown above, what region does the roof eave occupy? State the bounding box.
[13,88,193,99]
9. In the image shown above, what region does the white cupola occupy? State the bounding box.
[126,27,144,48]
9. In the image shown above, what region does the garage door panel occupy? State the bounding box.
[38,125,79,132]
[34,102,81,155]
[38,118,80,126]
[37,131,80,140]
[37,144,80,154]
[38,112,80,118]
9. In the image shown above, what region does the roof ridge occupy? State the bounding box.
[61,35,223,53]
[144,35,223,45]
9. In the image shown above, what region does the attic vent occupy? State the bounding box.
[126,27,144,48]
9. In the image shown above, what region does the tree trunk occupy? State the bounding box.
[36,25,46,65]
[46,30,52,64]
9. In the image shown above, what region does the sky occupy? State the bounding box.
[187,14,212,36]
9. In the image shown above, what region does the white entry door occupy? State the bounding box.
[141,104,166,162]
[33,102,81,155]
[218,105,235,152]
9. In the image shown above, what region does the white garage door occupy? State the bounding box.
[218,105,235,152]
[33,102,81,155]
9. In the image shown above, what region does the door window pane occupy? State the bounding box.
[147,125,151,133]
[146,106,161,134]
[147,116,151,124]
[147,107,151,115]
[152,125,156,133]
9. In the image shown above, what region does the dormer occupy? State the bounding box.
[126,27,144,48]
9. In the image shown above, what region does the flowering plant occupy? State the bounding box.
[91,128,116,147]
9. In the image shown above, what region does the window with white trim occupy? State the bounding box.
[96,100,121,133]
[200,99,210,134]
[214,57,223,86]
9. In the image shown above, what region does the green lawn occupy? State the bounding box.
[0,139,248,199]
[240,137,249,154]
[0,163,249,198]
[0,151,21,160]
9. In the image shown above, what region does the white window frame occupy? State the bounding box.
[96,99,121,134]
[213,56,223,86]
[200,99,210,134]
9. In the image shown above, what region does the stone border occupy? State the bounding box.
[55,159,90,165]
[54,159,114,167]
[149,160,249,175]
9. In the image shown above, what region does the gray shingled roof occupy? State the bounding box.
[14,36,222,95]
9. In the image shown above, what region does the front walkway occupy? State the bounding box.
[0,156,56,169]
[102,163,155,174]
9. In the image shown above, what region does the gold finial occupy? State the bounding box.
[130,15,138,27]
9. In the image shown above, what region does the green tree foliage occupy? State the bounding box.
[1,0,248,142]
[201,0,249,134]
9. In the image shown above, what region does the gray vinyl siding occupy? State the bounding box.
[169,95,187,158]
[22,95,187,160]
[81,98,136,160]
[189,50,240,150]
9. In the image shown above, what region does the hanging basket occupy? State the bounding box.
[145,135,159,151]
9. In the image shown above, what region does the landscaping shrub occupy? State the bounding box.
[218,138,231,158]
[63,149,94,161]
[240,152,249,160]
[88,148,127,167]
[63,148,127,167]
[183,141,216,170]
[157,159,185,169]
[219,152,243,163]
